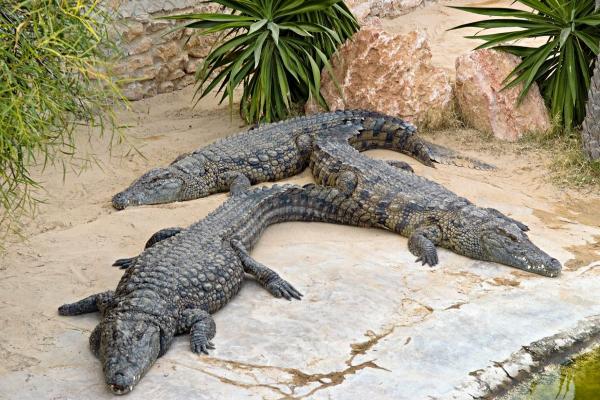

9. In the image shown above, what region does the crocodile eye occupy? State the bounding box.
[497,226,518,241]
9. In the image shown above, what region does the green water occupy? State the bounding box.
[502,347,600,400]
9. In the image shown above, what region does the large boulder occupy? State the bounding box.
[455,49,551,141]
[307,28,453,128]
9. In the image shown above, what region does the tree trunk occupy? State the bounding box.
[581,0,600,160]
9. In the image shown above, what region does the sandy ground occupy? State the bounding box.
[1,1,600,399]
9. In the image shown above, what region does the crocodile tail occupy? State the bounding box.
[422,140,496,170]
[346,114,435,167]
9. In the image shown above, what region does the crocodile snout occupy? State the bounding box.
[111,192,129,210]
[107,371,135,395]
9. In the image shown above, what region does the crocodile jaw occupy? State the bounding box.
[112,168,185,209]
[479,224,562,277]
[100,319,161,394]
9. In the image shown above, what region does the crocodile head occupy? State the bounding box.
[453,212,561,277]
[99,318,161,395]
[112,166,209,209]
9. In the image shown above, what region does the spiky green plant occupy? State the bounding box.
[0,0,124,231]
[451,0,600,130]
[165,0,359,123]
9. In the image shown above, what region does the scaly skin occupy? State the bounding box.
[112,110,493,209]
[59,182,375,395]
[309,124,562,277]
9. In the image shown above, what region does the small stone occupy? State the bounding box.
[185,58,203,74]
[146,20,172,33]
[112,54,153,76]
[127,37,153,56]
[167,69,186,81]
[121,82,144,101]
[168,54,189,72]
[122,20,144,41]
[156,65,170,82]
[175,75,196,90]
[158,81,174,94]
[154,41,180,62]
[185,33,220,59]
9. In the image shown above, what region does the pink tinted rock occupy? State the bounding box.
[307,28,453,128]
[455,49,551,141]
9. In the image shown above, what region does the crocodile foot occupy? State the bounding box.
[266,278,303,301]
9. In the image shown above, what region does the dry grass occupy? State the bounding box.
[519,129,600,189]
[422,117,600,192]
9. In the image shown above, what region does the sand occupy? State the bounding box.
[1,1,600,399]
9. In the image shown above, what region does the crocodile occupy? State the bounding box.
[112,110,493,210]
[309,124,562,277]
[59,181,376,395]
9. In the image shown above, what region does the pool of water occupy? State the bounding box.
[501,347,600,400]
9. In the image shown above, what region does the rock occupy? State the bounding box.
[154,41,180,62]
[111,54,153,77]
[121,82,145,101]
[167,54,189,73]
[455,49,551,141]
[307,28,453,128]
[167,69,186,81]
[127,37,152,56]
[158,81,175,94]
[121,20,144,41]
[185,33,220,59]
[174,75,196,90]
[146,19,172,33]
[185,58,203,74]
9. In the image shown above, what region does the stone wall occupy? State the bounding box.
[105,0,223,100]
[105,0,438,101]
[347,0,437,22]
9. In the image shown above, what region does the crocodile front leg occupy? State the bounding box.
[408,225,442,267]
[231,240,302,300]
[58,291,114,316]
[178,309,216,354]
[113,227,184,269]
[223,171,252,196]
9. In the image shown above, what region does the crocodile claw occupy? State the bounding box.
[112,257,137,270]
[191,338,215,355]
[267,278,303,301]
[415,253,438,267]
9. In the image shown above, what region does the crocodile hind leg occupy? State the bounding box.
[408,226,442,267]
[58,291,114,316]
[179,309,216,354]
[231,239,302,300]
[113,228,184,269]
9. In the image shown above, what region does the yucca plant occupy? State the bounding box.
[451,0,600,130]
[0,0,124,232]
[165,0,359,123]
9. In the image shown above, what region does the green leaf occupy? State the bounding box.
[559,27,572,48]
[249,19,268,34]
[254,31,268,68]
[267,21,280,46]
